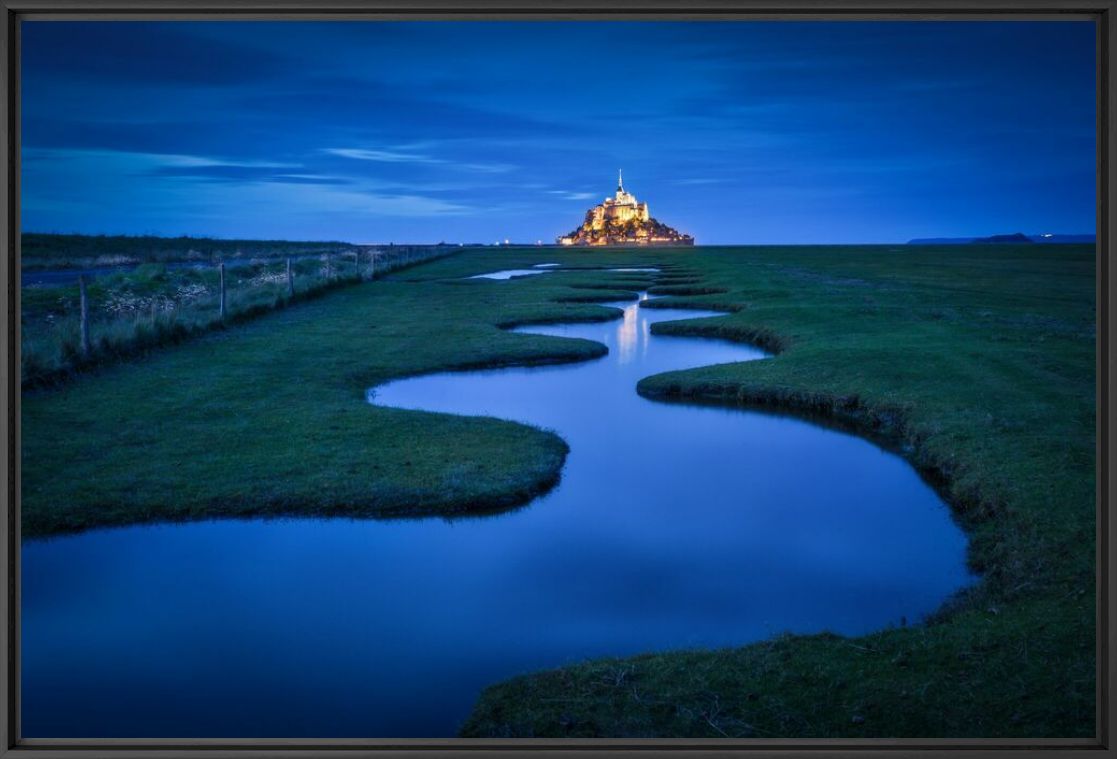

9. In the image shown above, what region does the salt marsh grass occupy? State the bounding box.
[21,248,450,386]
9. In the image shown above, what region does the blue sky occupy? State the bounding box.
[21,21,1096,244]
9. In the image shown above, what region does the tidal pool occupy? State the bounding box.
[21,293,972,738]
[467,266,659,280]
[467,269,549,280]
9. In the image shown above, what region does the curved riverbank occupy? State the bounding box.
[20,264,658,538]
[462,244,1096,738]
[366,291,970,737]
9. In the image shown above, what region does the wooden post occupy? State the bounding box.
[78,274,90,357]
[325,254,332,280]
[286,257,294,297]
[369,251,376,280]
[218,263,226,320]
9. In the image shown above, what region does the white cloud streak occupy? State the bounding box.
[324,146,517,174]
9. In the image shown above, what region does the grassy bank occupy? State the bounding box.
[460,244,1096,738]
[22,244,1094,737]
[21,253,658,537]
[21,246,452,387]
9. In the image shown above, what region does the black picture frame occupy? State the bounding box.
[1,2,1112,756]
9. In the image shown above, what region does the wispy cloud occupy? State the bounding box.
[463,162,517,174]
[22,147,300,171]
[547,190,596,200]
[323,147,445,164]
[21,146,474,240]
[291,186,472,217]
[325,146,517,175]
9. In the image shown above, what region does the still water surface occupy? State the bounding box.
[468,268,549,280]
[22,292,972,737]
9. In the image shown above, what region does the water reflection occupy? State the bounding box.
[616,292,645,364]
[468,269,548,280]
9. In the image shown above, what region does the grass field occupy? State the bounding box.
[21,244,1095,738]
[20,246,451,387]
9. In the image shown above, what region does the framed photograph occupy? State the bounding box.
[1,1,1112,756]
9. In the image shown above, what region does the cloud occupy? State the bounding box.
[268,174,355,186]
[357,193,472,216]
[323,147,445,164]
[152,165,353,185]
[21,145,477,242]
[463,162,517,174]
[547,190,596,200]
[22,116,283,161]
[239,74,583,143]
[325,147,518,176]
[244,182,474,217]
[22,146,295,170]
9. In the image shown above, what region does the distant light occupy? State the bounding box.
[1041,233,1053,238]
[504,238,510,245]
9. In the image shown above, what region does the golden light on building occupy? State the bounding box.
[555,171,693,247]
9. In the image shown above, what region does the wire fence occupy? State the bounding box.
[21,246,454,387]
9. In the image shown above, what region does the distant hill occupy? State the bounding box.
[973,232,1032,244]
[908,233,1095,245]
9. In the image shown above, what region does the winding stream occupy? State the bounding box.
[21,288,973,738]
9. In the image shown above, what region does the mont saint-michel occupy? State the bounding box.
[557,172,694,246]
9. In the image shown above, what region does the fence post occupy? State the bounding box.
[369,251,376,280]
[286,257,294,297]
[325,254,332,280]
[219,263,227,320]
[78,274,90,357]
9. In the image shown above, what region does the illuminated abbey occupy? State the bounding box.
[557,171,694,247]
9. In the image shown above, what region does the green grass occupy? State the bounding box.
[21,252,659,536]
[460,244,1096,739]
[21,244,1095,738]
[21,247,451,387]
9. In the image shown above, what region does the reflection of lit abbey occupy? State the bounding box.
[558,171,694,247]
